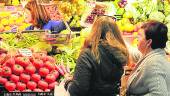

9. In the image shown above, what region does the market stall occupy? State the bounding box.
[0,0,170,95]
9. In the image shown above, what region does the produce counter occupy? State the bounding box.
[0,30,78,93]
[0,0,170,94]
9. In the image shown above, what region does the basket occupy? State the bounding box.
[45,33,75,45]
[45,19,75,45]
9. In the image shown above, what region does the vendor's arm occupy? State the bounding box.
[25,25,34,30]
[43,20,66,33]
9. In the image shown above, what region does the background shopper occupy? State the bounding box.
[64,16,129,96]
[126,20,170,96]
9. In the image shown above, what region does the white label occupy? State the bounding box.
[19,49,32,56]
[86,1,96,7]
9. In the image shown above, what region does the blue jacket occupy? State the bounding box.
[26,20,66,33]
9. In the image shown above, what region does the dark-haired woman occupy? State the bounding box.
[126,20,170,96]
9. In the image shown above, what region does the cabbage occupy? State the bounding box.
[164,1,170,16]
[116,8,125,15]
[149,11,165,22]
[165,15,170,24]
[167,23,170,53]
[167,23,170,40]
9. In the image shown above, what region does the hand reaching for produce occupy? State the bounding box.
[64,73,73,81]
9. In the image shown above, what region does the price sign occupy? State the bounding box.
[86,1,96,7]
[1,92,54,96]
[19,49,32,57]
[5,6,16,11]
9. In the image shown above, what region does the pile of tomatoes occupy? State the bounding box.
[0,52,68,92]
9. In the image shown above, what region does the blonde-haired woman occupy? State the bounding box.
[64,16,129,96]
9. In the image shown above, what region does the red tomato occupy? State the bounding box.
[46,56,55,63]
[39,53,47,62]
[23,89,32,92]
[27,81,37,90]
[38,80,48,90]
[2,66,12,77]
[39,67,49,77]
[45,74,56,83]
[0,67,3,76]
[20,73,30,83]
[29,57,34,63]
[0,53,7,65]
[32,53,40,59]
[0,76,7,85]
[33,59,44,69]
[25,65,36,74]
[10,75,19,83]
[12,64,24,75]
[31,74,41,82]
[16,82,26,91]
[5,58,15,67]
[5,82,16,91]
[15,57,30,67]
[33,88,43,92]
[50,70,59,79]
[45,89,50,92]
[48,82,59,90]
[44,61,55,71]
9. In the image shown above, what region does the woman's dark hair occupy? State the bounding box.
[141,20,168,49]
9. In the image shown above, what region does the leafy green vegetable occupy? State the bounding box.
[167,23,170,40]
[0,33,40,49]
[164,1,170,16]
[165,15,170,23]
[149,11,165,22]
[116,8,125,15]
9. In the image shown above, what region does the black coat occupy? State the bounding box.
[66,43,128,96]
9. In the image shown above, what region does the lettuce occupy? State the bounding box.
[167,23,170,40]
[164,1,170,16]
[149,11,165,22]
[165,15,170,23]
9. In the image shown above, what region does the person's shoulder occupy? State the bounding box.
[48,20,63,24]
[80,48,91,56]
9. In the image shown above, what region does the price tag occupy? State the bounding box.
[86,1,96,7]
[19,49,32,57]
[5,6,16,11]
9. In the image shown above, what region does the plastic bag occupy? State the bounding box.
[54,79,70,96]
